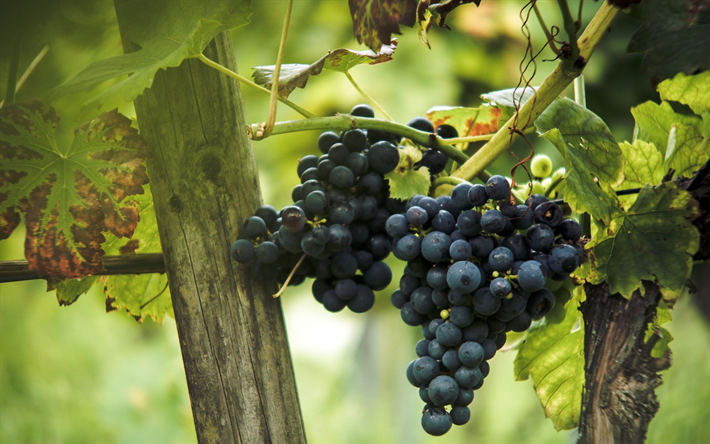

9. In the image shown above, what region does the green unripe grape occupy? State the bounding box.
[531,154,553,178]
[520,180,545,199]
[551,167,566,182]
[541,177,552,191]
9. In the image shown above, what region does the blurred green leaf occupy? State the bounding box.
[103,186,172,323]
[50,0,252,108]
[658,71,710,115]
[385,145,430,200]
[416,0,481,47]
[480,86,539,121]
[632,101,707,178]
[586,182,699,301]
[252,40,397,99]
[627,0,710,80]
[51,277,99,305]
[514,287,583,431]
[536,98,624,225]
[425,105,501,137]
[348,0,416,51]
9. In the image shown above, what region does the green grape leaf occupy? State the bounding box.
[252,40,397,100]
[618,140,665,189]
[50,0,252,108]
[658,71,710,115]
[102,186,172,323]
[424,105,501,137]
[51,276,99,306]
[0,100,149,282]
[385,145,430,200]
[632,100,707,178]
[627,0,710,81]
[586,182,700,300]
[536,98,624,225]
[481,86,538,116]
[515,287,584,431]
[348,0,417,52]
[416,0,482,47]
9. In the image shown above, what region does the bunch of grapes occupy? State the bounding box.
[231,104,413,313]
[386,177,584,436]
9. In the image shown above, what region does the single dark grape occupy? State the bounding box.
[451,406,471,426]
[401,302,428,326]
[448,290,467,306]
[468,184,488,207]
[414,356,441,384]
[428,339,447,360]
[406,360,422,387]
[436,124,458,139]
[358,171,383,195]
[408,116,435,133]
[391,289,408,309]
[527,288,555,317]
[469,234,496,259]
[347,285,375,313]
[517,260,546,293]
[406,206,428,226]
[442,349,462,370]
[416,339,431,357]
[329,165,355,189]
[255,205,278,229]
[485,175,510,200]
[335,279,358,301]
[450,305,474,328]
[428,375,459,406]
[418,197,441,219]
[557,218,583,241]
[462,320,488,343]
[427,267,449,290]
[489,277,512,298]
[421,149,448,174]
[549,244,581,274]
[454,365,482,388]
[327,224,352,251]
[243,216,267,239]
[297,154,319,177]
[368,141,400,174]
[421,231,452,263]
[256,241,279,264]
[305,190,328,215]
[431,210,456,234]
[350,103,375,118]
[471,288,501,316]
[481,209,506,234]
[231,239,255,263]
[363,261,392,290]
[488,247,514,271]
[300,167,319,183]
[412,286,436,314]
[386,214,409,238]
[526,223,555,253]
[458,341,485,368]
[318,131,340,154]
[400,273,421,296]
[447,261,481,294]
[453,387,474,406]
[421,406,452,436]
[534,201,565,228]
[322,290,347,312]
[281,206,306,233]
[397,234,422,260]
[451,183,473,210]
[342,129,368,152]
[512,204,535,230]
[436,322,463,347]
[331,252,358,279]
[449,239,472,261]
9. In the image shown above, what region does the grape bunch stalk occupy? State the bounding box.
[388,179,585,435]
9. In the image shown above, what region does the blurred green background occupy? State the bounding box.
[1,0,708,442]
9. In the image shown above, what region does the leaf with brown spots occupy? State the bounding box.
[349,0,417,51]
[417,0,482,47]
[252,40,398,99]
[0,100,149,282]
[425,105,501,137]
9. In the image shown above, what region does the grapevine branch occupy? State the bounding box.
[263,0,294,137]
[451,1,621,182]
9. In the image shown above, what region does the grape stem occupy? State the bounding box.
[450,1,620,182]
[263,0,294,137]
[197,54,316,119]
[532,2,561,55]
[544,175,564,197]
[250,114,470,163]
[344,71,394,121]
[273,254,307,298]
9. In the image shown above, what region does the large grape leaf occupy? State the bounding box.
[385,145,430,200]
[514,287,584,431]
[103,186,172,323]
[627,0,710,81]
[0,100,149,282]
[348,0,417,51]
[631,100,707,178]
[424,105,501,137]
[49,0,252,108]
[252,40,397,100]
[585,182,700,300]
[658,71,710,115]
[536,98,624,225]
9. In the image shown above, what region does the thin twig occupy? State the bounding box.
[557,0,581,68]
[344,71,394,121]
[533,1,561,55]
[273,254,306,298]
[264,0,294,136]
[197,54,315,119]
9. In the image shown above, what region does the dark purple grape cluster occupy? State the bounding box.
[388,179,585,436]
[231,104,412,313]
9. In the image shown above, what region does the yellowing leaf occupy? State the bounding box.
[658,71,710,115]
[385,145,430,200]
[425,105,501,137]
[0,100,149,282]
[252,41,397,99]
[515,287,584,431]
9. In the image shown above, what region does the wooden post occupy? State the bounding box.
[113,10,306,443]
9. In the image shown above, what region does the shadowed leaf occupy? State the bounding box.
[425,105,501,137]
[0,100,149,282]
[515,287,584,431]
[252,40,397,99]
[585,182,700,301]
[349,0,417,51]
[536,98,624,225]
[385,145,430,200]
[627,0,710,81]
[49,0,252,108]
